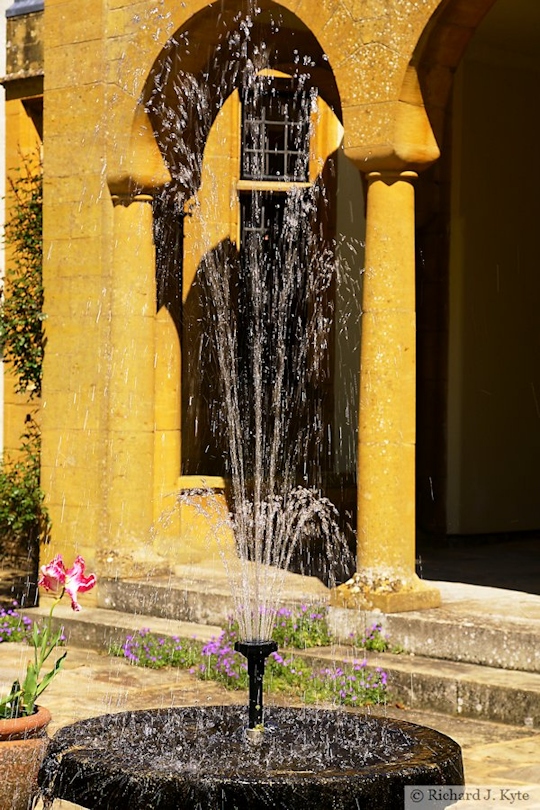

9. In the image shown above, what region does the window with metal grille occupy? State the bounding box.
[241,79,312,182]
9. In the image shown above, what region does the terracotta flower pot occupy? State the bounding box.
[0,705,51,810]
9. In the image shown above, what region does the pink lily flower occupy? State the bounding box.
[39,554,97,611]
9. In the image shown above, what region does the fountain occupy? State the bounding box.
[39,707,463,809]
[39,6,463,807]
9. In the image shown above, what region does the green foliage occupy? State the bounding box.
[0,603,32,642]
[356,622,405,655]
[265,655,388,706]
[271,604,332,649]
[113,609,388,709]
[111,629,203,670]
[0,417,50,555]
[0,159,48,567]
[0,603,66,719]
[198,621,387,706]
[1,159,44,398]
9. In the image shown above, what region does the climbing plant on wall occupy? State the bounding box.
[0,416,50,556]
[0,159,44,398]
[0,159,48,600]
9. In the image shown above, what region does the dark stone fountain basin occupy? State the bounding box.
[39,706,463,809]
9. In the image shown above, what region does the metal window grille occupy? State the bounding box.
[241,80,311,181]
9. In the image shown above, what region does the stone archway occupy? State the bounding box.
[413,0,498,145]
[141,2,342,194]
[135,3,364,574]
[45,0,532,595]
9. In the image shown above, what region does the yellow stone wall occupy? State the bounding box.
[39,0,110,569]
[36,0,451,580]
[2,0,503,600]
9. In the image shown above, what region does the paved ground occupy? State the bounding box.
[1,642,539,809]
[2,545,540,808]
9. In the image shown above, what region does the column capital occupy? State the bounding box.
[344,67,440,174]
[110,192,155,207]
[365,169,418,185]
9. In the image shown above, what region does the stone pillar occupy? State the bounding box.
[102,192,161,577]
[359,170,417,574]
[335,170,440,612]
[153,305,181,516]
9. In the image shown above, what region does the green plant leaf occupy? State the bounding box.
[34,651,67,698]
[21,663,38,712]
[1,158,44,398]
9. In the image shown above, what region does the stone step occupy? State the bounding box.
[96,573,540,673]
[24,603,222,653]
[97,564,329,628]
[299,647,540,729]
[329,601,540,674]
[23,603,540,729]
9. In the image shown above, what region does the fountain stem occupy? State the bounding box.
[234,640,278,728]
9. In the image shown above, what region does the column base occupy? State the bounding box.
[96,547,172,580]
[331,571,441,613]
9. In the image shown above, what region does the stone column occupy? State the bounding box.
[336,170,440,612]
[103,192,159,576]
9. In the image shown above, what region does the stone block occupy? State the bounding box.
[357,17,387,46]
[46,198,103,242]
[97,576,236,625]
[42,453,103,509]
[44,237,105,277]
[5,12,44,78]
[390,661,460,714]
[343,101,397,162]
[46,41,104,88]
[45,172,106,206]
[348,0,387,20]
[321,6,362,67]
[295,0,339,34]
[45,0,104,47]
[42,500,102,562]
[44,275,107,320]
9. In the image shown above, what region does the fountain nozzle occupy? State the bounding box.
[234,639,278,729]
